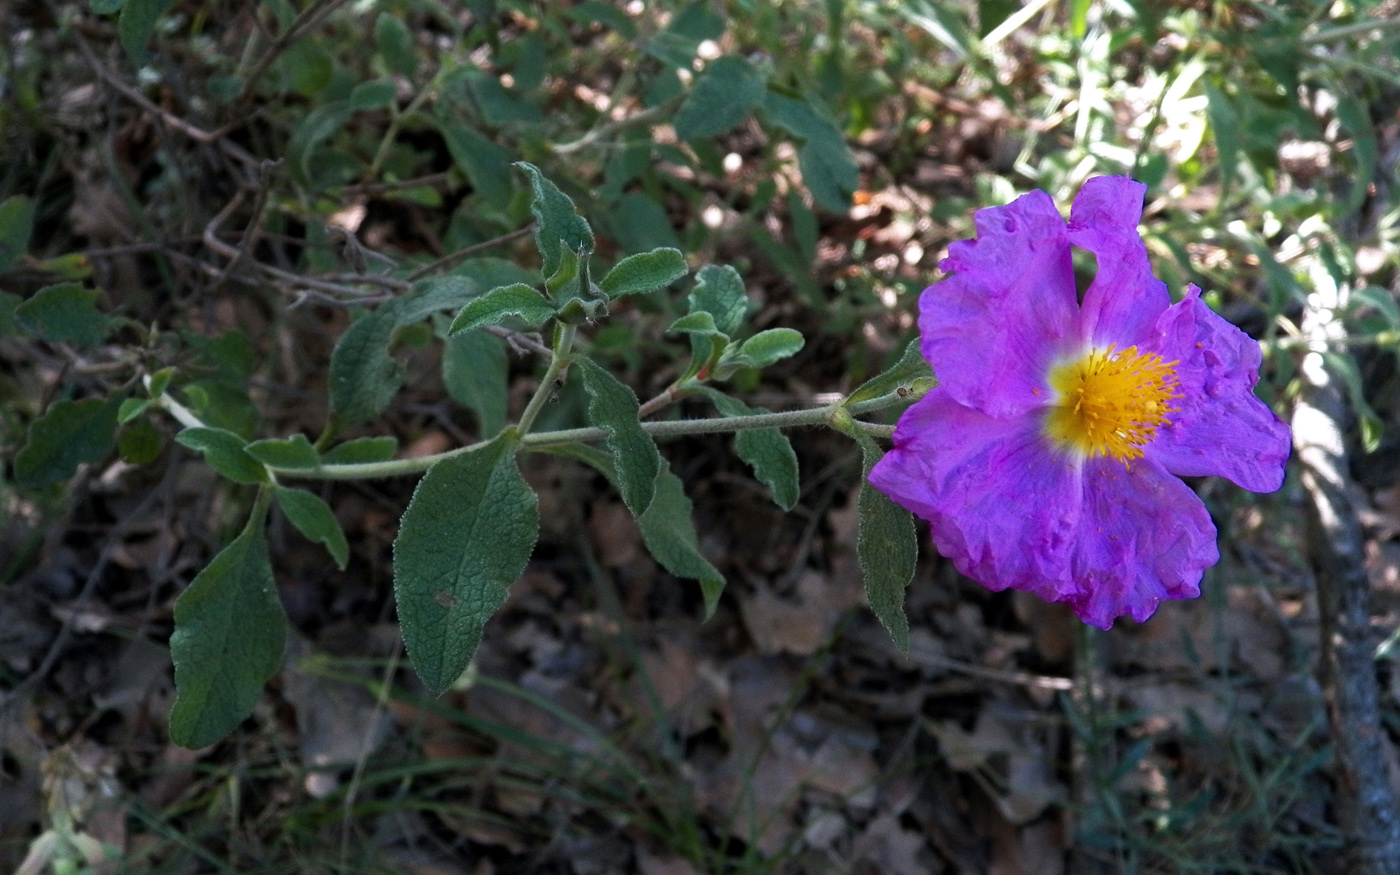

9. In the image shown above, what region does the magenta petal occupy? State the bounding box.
[869,390,1084,603]
[1067,456,1219,629]
[1068,176,1172,346]
[1141,287,1291,492]
[923,189,1079,418]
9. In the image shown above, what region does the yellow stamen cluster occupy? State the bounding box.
[1043,345,1179,462]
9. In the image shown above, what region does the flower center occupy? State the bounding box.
[1043,345,1179,462]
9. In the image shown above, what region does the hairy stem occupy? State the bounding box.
[263,390,912,481]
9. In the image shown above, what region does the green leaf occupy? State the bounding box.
[328,304,405,432]
[118,418,163,465]
[169,521,287,748]
[91,0,126,13]
[894,0,972,58]
[638,466,726,618]
[14,283,113,346]
[734,328,805,368]
[577,358,659,517]
[245,434,320,469]
[1204,81,1240,195]
[645,1,725,68]
[280,38,334,98]
[0,292,19,334]
[275,486,349,569]
[1337,96,1378,213]
[181,379,258,440]
[688,264,748,335]
[667,311,721,336]
[397,276,486,325]
[375,13,418,78]
[1324,351,1384,453]
[0,195,35,273]
[852,433,917,652]
[845,340,935,406]
[977,0,1018,37]
[762,92,858,212]
[447,283,555,334]
[395,435,539,695]
[701,389,800,511]
[117,397,150,424]
[321,436,398,465]
[599,248,688,299]
[443,328,508,436]
[607,193,681,253]
[467,71,542,125]
[148,367,175,399]
[674,55,767,140]
[436,117,514,208]
[176,427,269,485]
[287,100,355,187]
[515,162,594,279]
[118,0,175,63]
[566,1,638,39]
[350,77,397,111]
[14,395,123,486]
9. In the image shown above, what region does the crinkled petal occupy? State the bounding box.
[1068,176,1172,346]
[869,389,1083,602]
[1067,455,1219,629]
[1139,286,1291,492]
[923,190,1078,418]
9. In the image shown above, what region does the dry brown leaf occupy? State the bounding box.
[850,811,927,874]
[740,570,863,656]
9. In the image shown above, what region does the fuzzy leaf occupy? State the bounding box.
[735,328,805,368]
[394,435,539,695]
[688,264,748,335]
[14,395,122,486]
[701,389,799,511]
[327,303,404,432]
[762,92,858,212]
[578,357,659,516]
[447,283,555,334]
[845,341,935,406]
[852,433,917,652]
[275,486,350,569]
[638,466,725,617]
[169,523,287,747]
[436,118,513,208]
[443,328,508,436]
[245,434,320,469]
[516,162,594,279]
[667,311,721,336]
[674,55,767,140]
[15,283,112,347]
[598,248,688,299]
[321,436,398,465]
[176,427,269,485]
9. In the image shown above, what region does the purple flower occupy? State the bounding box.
[869,177,1291,629]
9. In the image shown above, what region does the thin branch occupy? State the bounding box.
[405,226,536,281]
[233,0,355,108]
[71,29,256,167]
[1293,299,1400,872]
